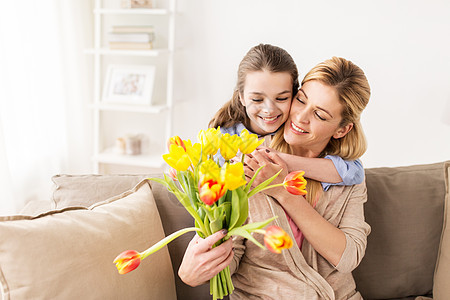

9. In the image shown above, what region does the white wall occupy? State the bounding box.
[172,0,450,168]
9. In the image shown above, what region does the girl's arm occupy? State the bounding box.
[262,147,364,187]
[276,151,342,183]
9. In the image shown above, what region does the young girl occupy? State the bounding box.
[209,43,364,189]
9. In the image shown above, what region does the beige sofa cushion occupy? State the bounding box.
[353,162,447,299]
[433,161,450,299]
[52,174,150,208]
[0,179,176,300]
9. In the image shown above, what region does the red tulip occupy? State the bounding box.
[283,171,307,195]
[264,226,293,254]
[113,250,141,274]
[168,167,178,181]
[167,136,186,151]
[198,178,226,205]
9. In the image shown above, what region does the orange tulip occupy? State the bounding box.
[113,250,141,274]
[167,136,186,151]
[264,226,293,254]
[283,171,307,195]
[198,178,226,205]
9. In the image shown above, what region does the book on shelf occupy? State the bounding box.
[108,32,154,43]
[111,25,154,34]
[108,41,153,50]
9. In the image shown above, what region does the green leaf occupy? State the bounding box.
[234,188,249,228]
[244,165,264,193]
[227,227,265,250]
[228,189,240,231]
[240,216,277,232]
[147,177,169,188]
[247,170,282,198]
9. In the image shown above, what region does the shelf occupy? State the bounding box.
[94,8,169,15]
[94,150,165,168]
[91,103,169,114]
[84,48,169,57]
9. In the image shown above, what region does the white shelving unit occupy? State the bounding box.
[87,0,176,174]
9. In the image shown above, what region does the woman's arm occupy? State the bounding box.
[244,150,346,266]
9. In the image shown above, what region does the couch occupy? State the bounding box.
[0,161,449,300]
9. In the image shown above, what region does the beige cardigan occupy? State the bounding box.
[229,181,371,300]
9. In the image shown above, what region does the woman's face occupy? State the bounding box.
[239,70,293,135]
[284,80,352,157]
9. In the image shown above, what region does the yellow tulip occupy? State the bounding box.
[198,128,221,156]
[184,140,207,166]
[199,159,220,181]
[162,144,191,171]
[221,162,247,190]
[239,129,264,154]
[219,133,241,161]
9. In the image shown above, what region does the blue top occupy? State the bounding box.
[218,123,364,191]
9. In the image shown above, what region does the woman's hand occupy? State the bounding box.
[244,149,289,197]
[178,230,234,287]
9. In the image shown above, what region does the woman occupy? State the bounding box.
[179,57,371,300]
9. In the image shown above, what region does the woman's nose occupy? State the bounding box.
[294,109,310,124]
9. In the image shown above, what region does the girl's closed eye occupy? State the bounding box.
[251,98,263,102]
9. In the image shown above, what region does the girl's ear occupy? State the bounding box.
[333,123,353,139]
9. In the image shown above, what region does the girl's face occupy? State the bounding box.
[284,80,353,157]
[239,70,293,135]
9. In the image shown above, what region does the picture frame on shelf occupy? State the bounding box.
[102,64,155,105]
[121,0,152,9]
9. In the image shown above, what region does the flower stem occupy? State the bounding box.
[140,227,203,259]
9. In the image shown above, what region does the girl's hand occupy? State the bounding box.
[178,230,233,287]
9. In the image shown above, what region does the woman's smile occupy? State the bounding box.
[289,121,308,134]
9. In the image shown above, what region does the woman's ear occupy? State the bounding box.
[239,93,245,106]
[333,123,353,139]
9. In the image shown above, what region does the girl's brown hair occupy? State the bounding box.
[209,44,299,129]
[271,57,371,205]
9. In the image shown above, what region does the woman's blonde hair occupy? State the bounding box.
[209,44,299,129]
[271,56,371,205]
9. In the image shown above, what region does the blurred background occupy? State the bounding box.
[1,0,449,214]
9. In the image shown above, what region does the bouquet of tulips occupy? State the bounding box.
[113,128,307,300]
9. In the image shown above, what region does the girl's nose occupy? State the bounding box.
[261,100,277,114]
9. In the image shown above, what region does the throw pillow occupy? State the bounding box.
[353,162,446,299]
[433,161,450,299]
[50,173,211,300]
[0,179,176,300]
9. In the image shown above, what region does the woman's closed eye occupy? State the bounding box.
[314,111,326,121]
[276,97,289,101]
[296,97,305,104]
